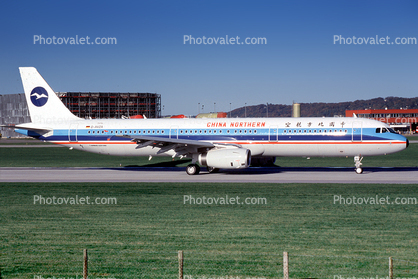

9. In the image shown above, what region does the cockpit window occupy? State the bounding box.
[376,127,397,133]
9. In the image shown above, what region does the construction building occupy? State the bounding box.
[59,92,161,119]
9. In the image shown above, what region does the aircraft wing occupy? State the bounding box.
[118,135,238,156]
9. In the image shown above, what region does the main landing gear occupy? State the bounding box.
[354,155,363,174]
[186,164,200,175]
[186,164,219,175]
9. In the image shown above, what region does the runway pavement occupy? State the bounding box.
[1,166,417,183]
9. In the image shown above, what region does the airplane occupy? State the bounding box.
[3,67,409,175]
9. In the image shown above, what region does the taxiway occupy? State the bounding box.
[1,167,417,183]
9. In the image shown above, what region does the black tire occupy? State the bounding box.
[355,167,363,174]
[186,164,200,175]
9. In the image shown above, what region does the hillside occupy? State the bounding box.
[229,96,418,118]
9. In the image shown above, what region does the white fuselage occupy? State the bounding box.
[18,117,408,158]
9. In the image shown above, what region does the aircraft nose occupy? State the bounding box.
[406,139,409,148]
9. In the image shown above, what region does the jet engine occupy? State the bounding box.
[198,148,251,169]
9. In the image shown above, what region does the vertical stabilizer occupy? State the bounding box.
[19,67,80,124]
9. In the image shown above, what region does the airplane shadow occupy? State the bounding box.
[216,166,418,175]
[124,159,191,168]
[105,165,418,175]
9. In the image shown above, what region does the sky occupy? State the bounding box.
[0,0,417,116]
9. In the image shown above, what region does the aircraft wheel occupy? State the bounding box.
[207,166,220,173]
[186,164,200,175]
[355,167,363,174]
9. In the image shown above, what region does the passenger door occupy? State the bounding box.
[351,121,363,142]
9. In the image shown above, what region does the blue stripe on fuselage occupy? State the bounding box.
[33,127,406,143]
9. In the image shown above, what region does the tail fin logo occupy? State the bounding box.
[30,87,49,107]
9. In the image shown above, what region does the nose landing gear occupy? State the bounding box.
[354,155,363,174]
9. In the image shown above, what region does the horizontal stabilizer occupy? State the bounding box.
[2,123,53,137]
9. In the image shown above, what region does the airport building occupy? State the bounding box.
[0,94,30,138]
[346,109,418,133]
[0,92,161,138]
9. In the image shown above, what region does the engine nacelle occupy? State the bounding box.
[198,148,251,169]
